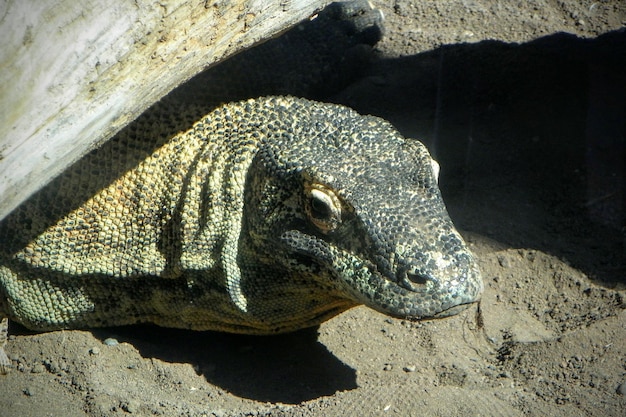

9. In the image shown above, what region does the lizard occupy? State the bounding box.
[0,96,483,373]
[0,1,482,372]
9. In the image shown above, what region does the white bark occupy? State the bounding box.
[0,0,330,220]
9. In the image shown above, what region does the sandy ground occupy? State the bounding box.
[1,1,626,416]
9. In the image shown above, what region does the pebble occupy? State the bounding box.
[403,365,416,372]
[89,347,101,355]
[617,382,626,396]
[104,337,119,346]
[383,363,393,371]
[31,364,46,374]
[43,358,64,374]
[121,399,140,413]
[497,255,511,268]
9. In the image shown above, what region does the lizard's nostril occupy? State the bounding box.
[395,263,435,288]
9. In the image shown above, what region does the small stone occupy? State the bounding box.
[23,387,33,396]
[43,359,61,374]
[393,3,409,17]
[212,409,226,417]
[31,363,45,374]
[383,363,393,371]
[403,365,416,372]
[497,255,511,268]
[103,338,119,346]
[121,400,140,413]
[89,347,101,355]
[617,382,626,396]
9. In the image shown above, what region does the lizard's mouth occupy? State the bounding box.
[355,258,482,319]
[430,302,476,319]
[279,230,483,320]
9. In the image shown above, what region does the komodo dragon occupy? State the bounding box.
[0,96,482,372]
[0,2,482,373]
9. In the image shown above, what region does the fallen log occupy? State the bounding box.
[0,0,330,220]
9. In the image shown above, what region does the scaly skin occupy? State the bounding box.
[0,97,482,372]
[0,0,482,375]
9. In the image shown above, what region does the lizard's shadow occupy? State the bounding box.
[92,325,357,404]
[333,29,626,285]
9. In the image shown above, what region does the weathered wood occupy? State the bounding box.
[0,0,330,220]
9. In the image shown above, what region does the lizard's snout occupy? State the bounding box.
[391,249,481,298]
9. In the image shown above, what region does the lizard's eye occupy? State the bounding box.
[304,183,342,233]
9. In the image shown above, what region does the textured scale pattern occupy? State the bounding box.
[0,96,482,340]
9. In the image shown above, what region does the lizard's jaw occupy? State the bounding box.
[430,302,476,319]
[351,258,482,319]
[278,230,483,320]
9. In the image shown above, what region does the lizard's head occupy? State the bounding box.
[241,97,482,323]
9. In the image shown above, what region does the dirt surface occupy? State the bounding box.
[2,1,626,416]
